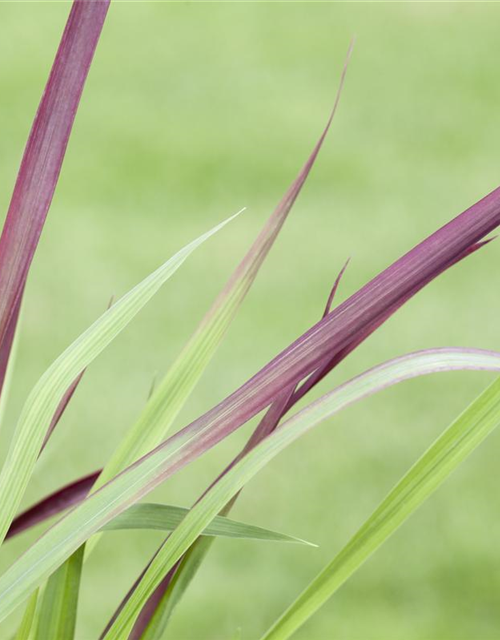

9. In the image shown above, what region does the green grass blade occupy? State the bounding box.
[34,546,84,640]
[0,212,238,548]
[260,376,500,640]
[103,503,314,545]
[0,349,498,629]
[14,591,39,640]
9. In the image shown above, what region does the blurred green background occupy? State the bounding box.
[1,2,500,639]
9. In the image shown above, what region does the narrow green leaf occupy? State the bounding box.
[0,211,239,548]
[103,503,314,545]
[260,376,500,640]
[35,546,84,640]
[0,348,495,630]
[14,590,38,640]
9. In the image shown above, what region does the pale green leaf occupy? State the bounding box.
[103,503,315,545]
[260,376,500,640]
[14,590,38,640]
[35,546,83,640]
[0,211,239,548]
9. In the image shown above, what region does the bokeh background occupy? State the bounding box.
[1,2,499,639]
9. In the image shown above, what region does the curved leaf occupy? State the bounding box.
[0,211,240,548]
[0,348,498,627]
[260,376,500,639]
[103,503,314,545]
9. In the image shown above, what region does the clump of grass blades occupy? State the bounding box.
[0,2,499,640]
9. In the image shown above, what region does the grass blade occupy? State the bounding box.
[6,472,99,541]
[34,547,84,640]
[14,591,39,640]
[103,503,314,545]
[260,376,500,640]
[0,348,497,628]
[0,0,109,356]
[0,211,239,548]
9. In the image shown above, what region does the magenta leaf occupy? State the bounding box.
[0,0,110,397]
[6,471,98,541]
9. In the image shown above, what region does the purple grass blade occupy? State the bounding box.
[214,39,354,296]
[289,237,495,407]
[0,0,110,356]
[40,370,86,452]
[323,258,350,318]
[6,471,99,540]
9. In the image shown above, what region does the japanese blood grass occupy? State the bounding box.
[68,44,354,638]
[0,349,498,630]
[1,1,500,637]
[0,0,110,388]
[0,210,240,549]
